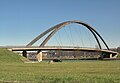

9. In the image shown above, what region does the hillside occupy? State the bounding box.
[0,48,23,63]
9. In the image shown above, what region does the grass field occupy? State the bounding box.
[0,49,120,83]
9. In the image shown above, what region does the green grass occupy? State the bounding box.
[0,61,120,83]
[0,48,23,63]
[0,48,120,83]
[117,54,120,58]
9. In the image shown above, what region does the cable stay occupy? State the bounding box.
[88,32,93,48]
[73,25,82,47]
[54,30,63,48]
[69,25,75,47]
[85,28,93,48]
[63,26,73,47]
[76,25,84,48]
[54,33,62,48]
[69,25,78,57]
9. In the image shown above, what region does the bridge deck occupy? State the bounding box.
[11,47,118,54]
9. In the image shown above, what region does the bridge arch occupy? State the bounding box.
[26,20,109,50]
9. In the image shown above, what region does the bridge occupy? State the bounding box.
[10,20,118,61]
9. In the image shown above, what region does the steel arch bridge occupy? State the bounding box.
[12,20,118,61]
[26,20,109,50]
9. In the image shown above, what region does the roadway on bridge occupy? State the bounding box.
[11,47,118,54]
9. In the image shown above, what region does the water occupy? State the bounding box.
[42,59,99,62]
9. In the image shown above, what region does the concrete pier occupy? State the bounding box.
[37,51,42,62]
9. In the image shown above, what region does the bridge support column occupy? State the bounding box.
[110,53,118,58]
[22,51,27,58]
[37,51,42,62]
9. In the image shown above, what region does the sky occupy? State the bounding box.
[0,0,120,48]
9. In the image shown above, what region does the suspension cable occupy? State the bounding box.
[63,26,74,47]
[54,32,62,48]
[57,30,63,47]
[86,28,93,48]
[69,25,75,46]
[76,25,84,47]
